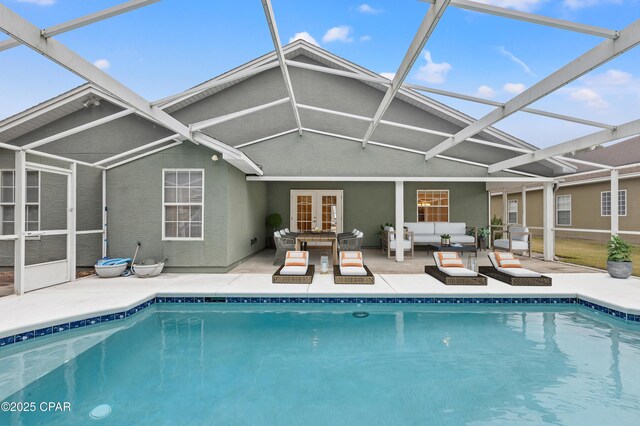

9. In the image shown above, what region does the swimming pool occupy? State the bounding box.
[1,305,640,425]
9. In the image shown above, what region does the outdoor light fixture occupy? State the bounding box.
[211,154,219,162]
[82,97,101,108]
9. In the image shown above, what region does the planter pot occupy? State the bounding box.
[607,261,632,279]
[441,238,450,246]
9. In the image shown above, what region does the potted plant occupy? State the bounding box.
[440,234,451,246]
[266,213,283,248]
[606,235,633,279]
[491,214,503,240]
[470,227,490,250]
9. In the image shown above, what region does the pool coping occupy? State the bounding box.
[1,292,638,349]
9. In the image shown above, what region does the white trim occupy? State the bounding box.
[190,97,289,131]
[286,59,388,84]
[24,162,71,176]
[447,0,618,39]
[76,229,104,235]
[161,168,205,241]
[555,194,571,227]
[21,109,134,150]
[95,134,181,166]
[261,0,303,135]
[405,83,615,130]
[0,0,159,52]
[106,141,183,170]
[556,156,614,170]
[554,227,610,234]
[234,128,298,149]
[425,18,640,161]
[27,149,105,169]
[416,189,450,223]
[362,0,451,147]
[247,176,553,182]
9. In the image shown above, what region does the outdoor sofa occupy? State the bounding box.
[405,222,477,247]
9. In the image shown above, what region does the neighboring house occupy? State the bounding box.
[490,136,640,243]
[0,41,574,289]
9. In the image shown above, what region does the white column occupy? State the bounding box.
[542,182,555,261]
[611,169,619,236]
[395,180,404,262]
[102,169,107,258]
[68,162,77,281]
[502,190,508,224]
[14,150,26,295]
[521,186,527,227]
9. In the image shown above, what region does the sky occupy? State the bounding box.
[0,0,639,149]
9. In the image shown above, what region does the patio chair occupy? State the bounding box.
[425,252,486,286]
[273,231,296,265]
[492,226,532,257]
[338,231,363,252]
[479,252,552,286]
[272,251,315,284]
[333,250,374,284]
[338,229,358,241]
[382,226,414,259]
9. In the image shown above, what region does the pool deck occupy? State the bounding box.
[1,271,640,343]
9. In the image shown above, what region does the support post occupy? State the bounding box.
[543,182,555,261]
[395,181,404,262]
[611,169,619,236]
[521,186,527,227]
[14,150,26,295]
[68,162,77,281]
[502,190,508,224]
[102,169,107,258]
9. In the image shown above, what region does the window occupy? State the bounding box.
[507,199,518,224]
[417,190,449,222]
[556,195,571,226]
[601,190,627,217]
[163,169,204,240]
[0,170,40,235]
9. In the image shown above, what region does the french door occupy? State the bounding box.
[290,190,343,233]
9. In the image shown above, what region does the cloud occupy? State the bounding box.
[93,59,110,70]
[414,51,451,84]
[17,0,56,5]
[357,4,383,14]
[473,0,544,12]
[289,32,320,46]
[360,35,372,42]
[475,85,496,98]
[563,0,622,10]
[322,26,353,43]
[380,72,396,81]
[585,69,632,87]
[497,46,535,76]
[503,82,526,94]
[569,88,608,109]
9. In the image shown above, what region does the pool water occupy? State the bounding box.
[2,305,640,425]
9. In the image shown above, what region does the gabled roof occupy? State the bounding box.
[0,84,130,144]
[570,135,640,168]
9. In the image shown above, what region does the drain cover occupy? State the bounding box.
[352,311,369,318]
[90,404,112,419]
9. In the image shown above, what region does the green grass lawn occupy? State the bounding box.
[531,236,640,276]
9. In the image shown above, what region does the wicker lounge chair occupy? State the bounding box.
[333,251,374,284]
[425,252,487,286]
[272,251,315,284]
[479,252,552,286]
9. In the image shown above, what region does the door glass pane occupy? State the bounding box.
[321,195,337,232]
[296,195,313,232]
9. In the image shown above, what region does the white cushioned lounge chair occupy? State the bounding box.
[425,252,486,285]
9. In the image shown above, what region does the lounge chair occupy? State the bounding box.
[425,252,487,286]
[333,250,374,284]
[272,251,315,284]
[479,252,552,286]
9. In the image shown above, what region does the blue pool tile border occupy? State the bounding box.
[1,295,639,348]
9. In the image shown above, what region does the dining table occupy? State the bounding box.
[295,231,338,265]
